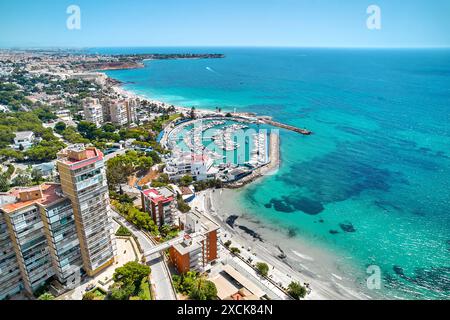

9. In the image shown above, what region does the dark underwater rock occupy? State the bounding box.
[393,265,405,277]
[339,222,356,233]
[226,215,239,228]
[238,225,264,242]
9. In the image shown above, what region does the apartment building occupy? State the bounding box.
[83,98,104,127]
[0,202,23,300]
[57,146,116,277]
[141,187,176,227]
[108,99,137,126]
[169,210,220,274]
[164,153,218,182]
[126,98,138,124]
[40,194,83,285]
[0,183,82,297]
[109,100,129,126]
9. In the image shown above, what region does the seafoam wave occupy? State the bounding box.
[291,250,314,261]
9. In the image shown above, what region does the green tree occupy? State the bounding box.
[137,156,153,172]
[158,173,170,184]
[54,121,66,134]
[25,144,63,162]
[230,247,241,255]
[109,282,135,300]
[61,126,89,144]
[114,202,159,235]
[102,123,116,133]
[0,174,9,192]
[287,281,307,299]
[33,107,57,122]
[0,127,15,148]
[256,262,269,277]
[0,148,24,161]
[77,121,98,140]
[109,262,151,300]
[113,261,151,288]
[189,278,217,300]
[177,198,191,213]
[148,151,161,164]
[180,175,193,187]
[106,155,134,190]
[161,224,171,236]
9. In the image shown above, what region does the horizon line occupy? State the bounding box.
[2,45,450,51]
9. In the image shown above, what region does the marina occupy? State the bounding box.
[164,117,274,184]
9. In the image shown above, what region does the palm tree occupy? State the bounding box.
[190,107,196,119]
[38,292,55,300]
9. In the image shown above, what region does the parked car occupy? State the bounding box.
[85,283,95,292]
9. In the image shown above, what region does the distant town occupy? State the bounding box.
[0,49,309,301]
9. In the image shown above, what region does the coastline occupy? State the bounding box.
[104,71,376,300]
[192,187,374,300]
[204,187,375,300]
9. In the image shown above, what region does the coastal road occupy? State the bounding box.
[110,209,177,300]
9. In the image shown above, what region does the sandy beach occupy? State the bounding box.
[112,85,211,117]
[192,187,375,300]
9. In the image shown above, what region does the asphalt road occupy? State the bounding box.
[110,209,177,300]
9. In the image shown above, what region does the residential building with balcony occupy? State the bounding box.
[169,210,220,274]
[164,153,218,182]
[83,98,104,127]
[141,187,176,227]
[0,183,82,297]
[0,199,23,300]
[56,146,116,277]
[126,98,138,124]
[109,100,128,126]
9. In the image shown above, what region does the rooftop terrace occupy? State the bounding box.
[57,145,103,168]
[0,183,64,214]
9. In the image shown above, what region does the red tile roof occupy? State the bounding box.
[1,183,64,214]
[142,188,174,204]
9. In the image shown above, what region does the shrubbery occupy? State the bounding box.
[115,225,132,237]
[172,272,217,300]
[287,281,307,299]
[256,262,269,277]
[108,262,151,300]
[113,201,159,236]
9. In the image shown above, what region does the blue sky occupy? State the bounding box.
[1,0,449,48]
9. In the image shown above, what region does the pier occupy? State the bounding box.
[226,132,280,189]
[259,118,312,135]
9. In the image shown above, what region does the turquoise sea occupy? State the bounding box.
[95,47,450,299]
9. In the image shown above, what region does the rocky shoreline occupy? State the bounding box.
[82,53,225,71]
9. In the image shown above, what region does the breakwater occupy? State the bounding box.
[259,118,312,135]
